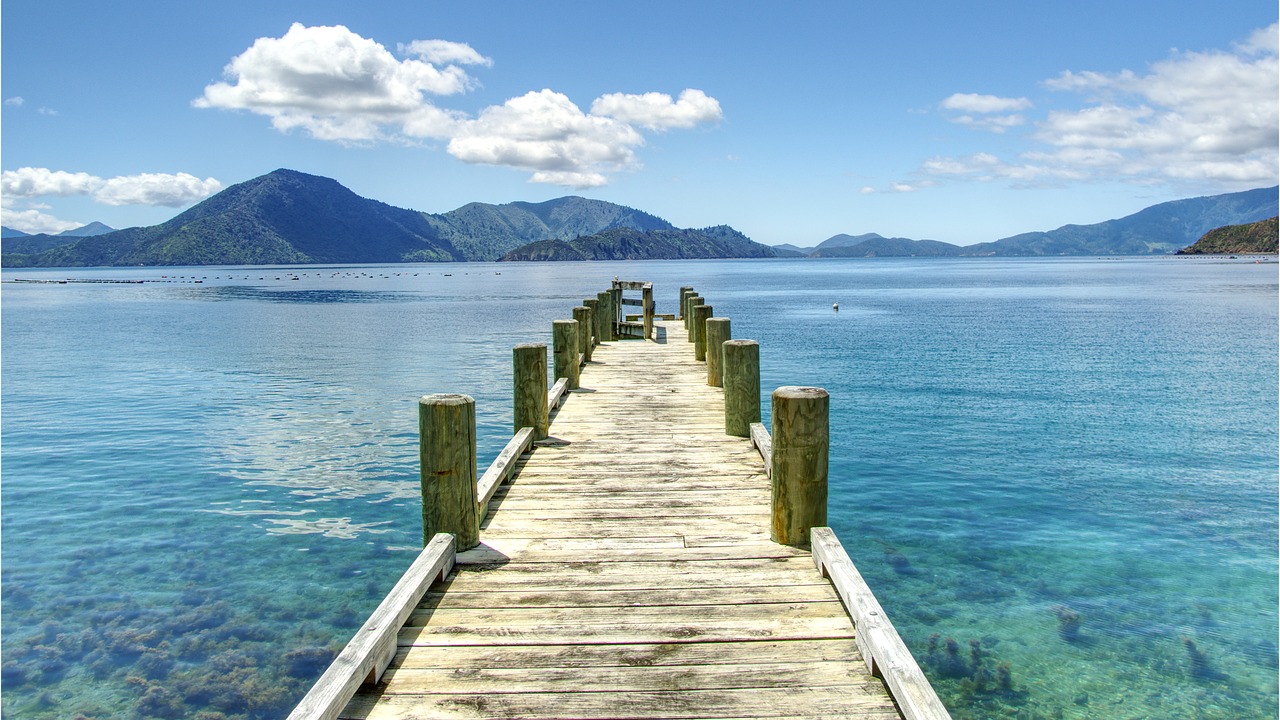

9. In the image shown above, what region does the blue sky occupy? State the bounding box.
[2,1,1276,246]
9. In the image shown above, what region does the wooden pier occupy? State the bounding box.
[290,282,950,720]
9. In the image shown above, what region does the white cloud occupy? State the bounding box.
[940,93,1032,113]
[195,24,723,187]
[1,167,222,207]
[399,39,492,67]
[194,23,476,143]
[95,173,224,207]
[924,24,1279,189]
[2,167,102,197]
[448,90,643,189]
[1,206,82,234]
[4,97,24,107]
[590,89,723,130]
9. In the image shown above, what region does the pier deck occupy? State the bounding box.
[341,321,898,719]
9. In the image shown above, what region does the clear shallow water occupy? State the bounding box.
[2,258,1276,719]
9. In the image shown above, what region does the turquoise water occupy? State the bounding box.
[2,258,1276,719]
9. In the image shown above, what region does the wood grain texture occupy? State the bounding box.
[324,318,934,720]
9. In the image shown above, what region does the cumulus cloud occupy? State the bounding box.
[4,96,24,107]
[448,90,643,189]
[399,39,492,67]
[941,93,1032,113]
[1,167,222,206]
[923,24,1279,189]
[194,23,476,142]
[590,89,723,130]
[195,24,722,187]
[940,93,1031,133]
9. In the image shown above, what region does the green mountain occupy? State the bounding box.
[1176,217,1278,255]
[962,186,1278,256]
[2,169,686,267]
[810,233,959,257]
[426,196,673,261]
[780,186,1279,258]
[500,225,777,261]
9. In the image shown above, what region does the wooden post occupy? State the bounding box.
[723,340,760,437]
[642,284,654,340]
[678,286,693,319]
[596,291,614,342]
[583,298,600,345]
[770,386,829,547]
[686,296,704,339]
[692,304,713,360]
[419,394,479,550]
[705,317,731,386]
[552,319,580,390]
[513,343,549,440]
[573,306,593,362]
[611,286,622,336]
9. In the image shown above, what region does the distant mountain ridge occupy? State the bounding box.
[500,225,776,261]
[3,169,1275,267]
[1,170,693,267]
[779,186,1279,257]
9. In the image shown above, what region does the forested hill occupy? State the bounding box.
[500,226,777,261]
[1176,217,1279,255]
[1,170,686,267]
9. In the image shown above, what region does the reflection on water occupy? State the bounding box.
[1,258,1275,720]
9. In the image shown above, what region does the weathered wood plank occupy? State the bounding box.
[288,533,455,720]
[417,584,836,610]
[389,637,866,670]
[475,426,533,518]
[340,686,900,720]
[812,527,952,720]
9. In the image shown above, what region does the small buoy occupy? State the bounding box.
[833,303,839,311]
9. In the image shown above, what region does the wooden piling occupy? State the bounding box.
[770,386,829,547]
[596,291,614,342]
[573,306,593,362]
[692,304,713,360]
[722,339,761,437]
[418,394,478,550]
[686,296,704,340]
[512,343,549,440]
[583,299,600,345]
[678,286,693,319]
[642,284,654,340]
[705,317,731,387]
[552,319,580,390]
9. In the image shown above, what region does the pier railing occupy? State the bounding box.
[288,280,952,720]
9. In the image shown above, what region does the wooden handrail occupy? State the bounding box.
[811,527,953,720]
[286,533,456,720]
[548,377,569,412]
[749,421,772,477]
[477,426,534,518]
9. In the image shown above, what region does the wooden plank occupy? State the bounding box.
[812,527,952,720]
[389,637,866,669]
[375,660,873,694]
[547,376,569,411]
[750,421,772,477]
[417,584,837,610]
[288,533,455,720]
[475,426,533,518]
[341,686,900,720]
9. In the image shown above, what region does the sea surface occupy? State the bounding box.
[2,257,1276,720]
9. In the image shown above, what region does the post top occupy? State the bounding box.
[773,386,829,400]
[419,393,475,406]
[552,318,579,326]
[707,317,730,323]
[723,338,758,347]
[514,342,546,350]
